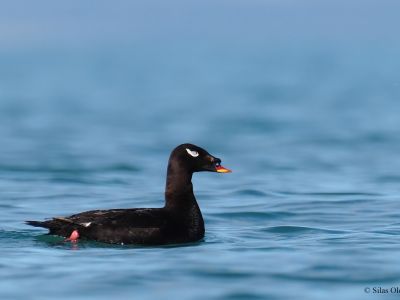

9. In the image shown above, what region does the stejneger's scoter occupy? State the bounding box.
[26,144,231,245]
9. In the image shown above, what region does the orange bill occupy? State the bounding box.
[216,165,232,173]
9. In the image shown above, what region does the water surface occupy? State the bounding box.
[1,5,400,300]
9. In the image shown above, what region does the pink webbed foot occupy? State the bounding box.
[64,230,80,243]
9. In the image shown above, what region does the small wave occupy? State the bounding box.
[367,229,400,236]
[0,229,38,241]
[231,189,269,197]
[273,272,400,284]
[376,175,400,183]
[227,188,286,199]
[278,191,381,197]
[0,204,18,209]
[0,163,140,174]
[191,268,255,279]
[262,225,344,234]
[218,292,267,300]
[210,211,296,220]
[103,163,141,172]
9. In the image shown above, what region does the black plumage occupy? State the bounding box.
[26,143,231,245]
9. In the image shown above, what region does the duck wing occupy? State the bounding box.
[26,208,170,244]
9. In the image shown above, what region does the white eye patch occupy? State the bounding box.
[186,148,199,157]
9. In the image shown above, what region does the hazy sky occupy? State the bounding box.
[1,0,399,49]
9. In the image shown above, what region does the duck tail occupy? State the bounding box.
[26,218,84,237]
[25,220,49,228]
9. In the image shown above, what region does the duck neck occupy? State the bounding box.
[164,161,197,210]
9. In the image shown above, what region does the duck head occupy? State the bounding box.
[170,143,231,174]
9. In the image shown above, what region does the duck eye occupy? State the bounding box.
[186,148,199,157]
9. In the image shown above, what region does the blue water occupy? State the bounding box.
[1,7,400,299]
